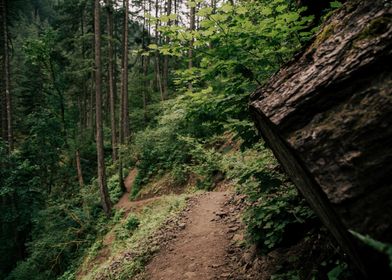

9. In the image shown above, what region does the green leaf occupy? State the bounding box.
[276,5,287,13]
[261,7,272,16]
[148,44,158,50]
[330,1,343,8]
[236,6,247,15]
[197,7,213,17]
[221,3,233,13]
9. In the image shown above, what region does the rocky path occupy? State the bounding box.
[144,192,243,280]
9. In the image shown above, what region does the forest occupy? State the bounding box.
[1,0,391,279]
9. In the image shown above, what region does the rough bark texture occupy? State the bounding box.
[121,0,130,142]
[106,0,117,161]
[1,0,13,152]
[162,0,171,100]
[250,0,392,277]
[94,0,112,216]
[76,149,84,188]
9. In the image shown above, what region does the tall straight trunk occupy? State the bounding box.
[121,0,130,142]
[188,3,195,90]
[118,0,129,193]
[174,0,178,26]
[1,73,7,140]
[155,0,164,100]
[76,149,84,187]
[162,0,172,100]
[106,0,117,161]
[142,0,149,122]
[1,0,12,152]
[143,56,149,124]
[94,0,112,216]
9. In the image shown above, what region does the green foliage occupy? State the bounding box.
[2,0,326,278]
[5,181,109,280]
[125,215,140,232]
[221,142,316,252]
[243,184,315,251]
[114,214,140,240]
[107,173,123,204]
[81,195,188,280]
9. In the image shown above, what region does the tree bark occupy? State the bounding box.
[94,0,112,216]
[188,3,195,90]
[1,0,12,152]
[121,0,130,142]
[162,0,172,100]
[76,149,84,187]
[155,0,164,101]
[250,0,392,278]
[106,0,117,161]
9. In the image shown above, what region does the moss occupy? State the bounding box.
[357,16,391,40]
[312,22,336,48]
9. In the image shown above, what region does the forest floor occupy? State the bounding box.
[113,170,247,279]
[81,170,274,280]
[143,191,240,280]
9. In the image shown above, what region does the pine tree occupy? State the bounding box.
[94,0,112,216]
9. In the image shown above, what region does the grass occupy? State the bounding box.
[77,194,189,280]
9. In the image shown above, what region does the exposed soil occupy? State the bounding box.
[142,192,246,280]
[88,169,329,280]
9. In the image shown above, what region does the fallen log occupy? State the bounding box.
[250,0,392,278]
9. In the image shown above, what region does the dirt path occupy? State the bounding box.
[144,192,235,280]
[114,169,161,213]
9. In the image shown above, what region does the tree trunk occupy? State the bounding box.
[106,0,117,161]
[162,0,172,100]
[250,0,392,278]
[94,0,112,216]
[188,3,195,90]
[76,149,84,187]
[1,0,12,152]
[121,0,130,142]
[188,4,195,69]
[155,0,164,100]
[143,55,149,124]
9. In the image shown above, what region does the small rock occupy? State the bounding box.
[215,211,227,218]
[179,223,186,229]
[227,226,239,233]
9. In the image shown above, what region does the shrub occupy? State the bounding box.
[107,173,123,204]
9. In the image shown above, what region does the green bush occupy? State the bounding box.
[221,142,316,253]
[244,185,315,252]
[125,215,140,232]
[107,173,123,204]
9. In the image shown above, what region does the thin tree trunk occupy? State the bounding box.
[143,56,149,124]
[1,0,12,152]
[106,0,117,161]
[118,0,129,193]
[142,0,149,123]
[162,0,172,100]
[155,0,164,100]
[122,0,130,142]
[188,3,195,90]
[76,149,84,187]
[94,0,112,216]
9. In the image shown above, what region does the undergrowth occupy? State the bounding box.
[77,194,188,280]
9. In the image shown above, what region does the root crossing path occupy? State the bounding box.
[145,192,237,280]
